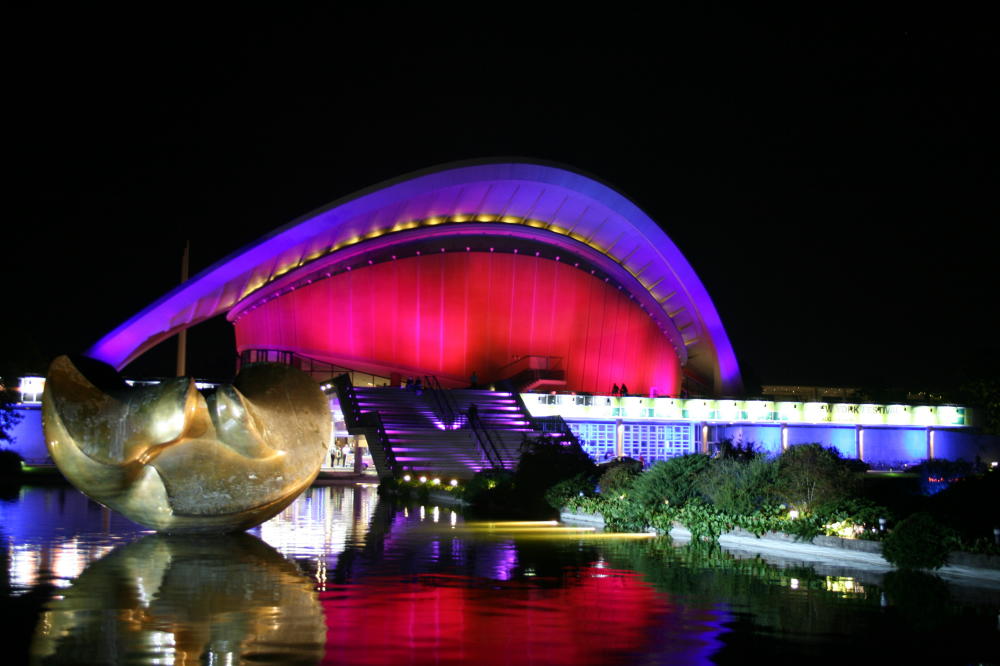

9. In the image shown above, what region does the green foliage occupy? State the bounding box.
[597,461,641,495]
[926,471,1000,544]
[773,444,860,512]
[463,470,515,507]
[599,496,653,532]
[515,437,596,501]
[676,501,734,541]
[0,449,24,478]
[913,458,973,480]
[732,504,786,537]
[630,454,712,510]
[700,456,778,515]
[780,513,826,542]
[715,438,759,462]
[562,494,605,515]
[544,473,595,509]
[813,497,890,538]
[0,379,22,446]
[882,512,957,570]
[952,377,1000,436]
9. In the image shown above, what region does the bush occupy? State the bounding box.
[700,456,777,515]
[599,496,652,532]
[515,437,596,501]
[630,454,712,509]
[715,439,759,462]
[598,461,642,495]
[882,512,957,570]
[463,470,516,508]
[0,449,24,478]
[773,444,860,512]
[544,473,595,509]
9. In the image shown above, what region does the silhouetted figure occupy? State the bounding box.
[414,377,423,395]
[470,371,479,388]
[620,383,629,396]
[468,403,479,424]
[612,383,620,397]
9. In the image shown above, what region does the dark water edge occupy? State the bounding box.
[2,482,998,665]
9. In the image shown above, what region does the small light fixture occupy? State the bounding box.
[419,475,427,483]
[403,474,411,482]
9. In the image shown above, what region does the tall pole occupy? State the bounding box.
[176,241,190,377]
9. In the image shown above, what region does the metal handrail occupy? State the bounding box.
[422,375,458,428]
[496,354,564,373]
[467,409,505,470]
[237,348,387,387]
[331,373,399,476]
[535,414,583,449]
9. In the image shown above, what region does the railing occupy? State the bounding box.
[331,373,399,479]
[237,349,389,387]
[423,375,459,428]
[496,355,563,375]
[467,409,505,470]
[534,415,582,449]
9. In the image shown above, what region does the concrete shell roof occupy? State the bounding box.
[88,159,742,394]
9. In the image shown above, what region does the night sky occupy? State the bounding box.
[6,7,997,394]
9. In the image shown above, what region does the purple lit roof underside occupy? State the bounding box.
[87,159,742,394]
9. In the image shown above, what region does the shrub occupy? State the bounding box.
[773,444,860,512]
[598,461,642,495]
[515,437,596,501]
[544,473,595,509]
[676,500,734,541]
[630,454,712,509]
[882,512,957,570]
[463,469,515,508]
[700,456,777,515]
[599,496,652,532]
[0,449,24,478]
[813,497,890,538]
[715,438,759,462]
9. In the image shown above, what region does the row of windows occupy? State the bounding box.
[569,422,696,463]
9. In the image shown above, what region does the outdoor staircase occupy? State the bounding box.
[342,382,540,480]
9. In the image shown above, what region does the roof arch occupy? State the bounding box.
[88,159,742,394]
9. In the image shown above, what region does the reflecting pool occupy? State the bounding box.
[2,483,998,664]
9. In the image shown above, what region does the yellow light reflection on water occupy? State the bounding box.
[825,576,864,596]
[423,520,655,540]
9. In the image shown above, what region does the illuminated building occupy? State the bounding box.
[7,161,995,473]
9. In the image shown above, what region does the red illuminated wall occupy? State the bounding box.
[234,253,681,395]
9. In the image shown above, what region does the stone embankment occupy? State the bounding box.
[560,511,1000,584]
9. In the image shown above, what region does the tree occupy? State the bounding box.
[1,375,23,446]
[773,444,860,512]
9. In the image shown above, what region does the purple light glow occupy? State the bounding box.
[86,160,741,394]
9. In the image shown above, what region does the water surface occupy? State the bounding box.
[2,483,997,664]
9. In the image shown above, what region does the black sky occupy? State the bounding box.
[5,6,998,393]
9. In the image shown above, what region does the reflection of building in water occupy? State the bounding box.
[258,483,381,579]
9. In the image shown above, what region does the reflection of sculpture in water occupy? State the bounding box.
[42,356,330,533]
[31,533,326,665]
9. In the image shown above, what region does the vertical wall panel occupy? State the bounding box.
[235,253,681,395]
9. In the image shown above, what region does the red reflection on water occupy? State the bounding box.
[322,565,709,664]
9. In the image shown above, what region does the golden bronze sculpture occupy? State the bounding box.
[42,355,330,533]
[31,533,326,664]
